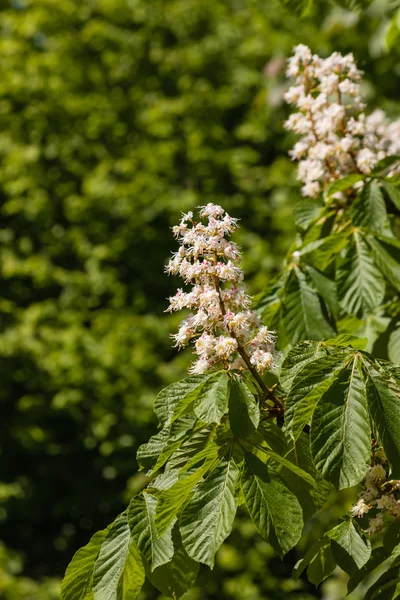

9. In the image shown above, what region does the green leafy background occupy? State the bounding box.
[1,0,400,598]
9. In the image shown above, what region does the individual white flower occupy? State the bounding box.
[249,349,274,373]
[365,464,386,484]
[350,499,369,518]
[214,336,238,359]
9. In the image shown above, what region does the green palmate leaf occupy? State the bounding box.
[300,231,350,271]
[145,527,199,600]
[307,542,336,587]
[384,523,400,555]
[337,229,385,318]
[347,547,389,594]
[364,565,400,600]
[280,340,325,392]
[128,492,174,570]
[293,538,336,586]
[351,180,389,234]
[293,539,325,579]
[138,416,198,475]
[178,439,220,474]
[293,198,324,231]
[365,234,400,293]
[281,0,314,17]
[281,267,335,345]
[194,371,229,424]
[154,375,212,427]
[329,519,371,575]
[258,420,288,456]
[335,0,373,9]
[180,455,238,567]
[151,470,180,492]
[228,378,260,438]
[116,539,145,600]
[61,528,110,600]
[304,265,339,317]
[155,452,219,536]
[165,428,213,472]
[372,155,400,175]
[283,434,332,517]
[256,276,285,325]
[324,173,365,198]
[358,313,391,354]
[93,513,144,600]
[383,180,400,210]
[388,323,400,365]
[311,356,371,489]
[136,425,172,473]
[324,334,368,350]
[263,447,316,487]
[241,452,303,556]
[365,367,400,478]
[285,353,347,440]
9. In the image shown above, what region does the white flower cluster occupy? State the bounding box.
[285,45,400,198]
[350,461,400,535]
[166,204,276,376]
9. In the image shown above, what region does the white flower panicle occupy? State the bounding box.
[285,45,400,198]
[350,457,400,535]
[166,204,276,376]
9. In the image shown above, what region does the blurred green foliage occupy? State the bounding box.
[0,0,399,597]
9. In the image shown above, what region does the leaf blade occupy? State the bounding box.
[241,452,303,556]
[311,357,371,489]
[180,456,239,567]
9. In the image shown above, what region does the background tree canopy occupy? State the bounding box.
[0,0,399,598]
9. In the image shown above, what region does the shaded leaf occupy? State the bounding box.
[383,180,400,210]
[329,519,371,575]
[300,232,350,271]
[228,378,260,438]
[293,538,325,579]
[264,447,316,486]
[365,367,400,478]
[351,180,389,234]
[366,234,400,293]
[364,565,400,600]
[307,542,336,587]
[282,267,335,345]
[145,527,199,600]
[388,324,400,365]
[304,264,339,317]
[384,523,400,555]
[347,547,389,594]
